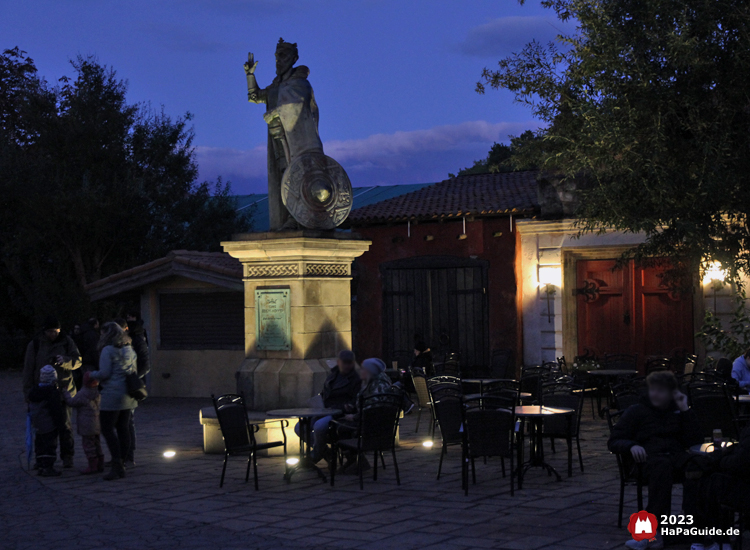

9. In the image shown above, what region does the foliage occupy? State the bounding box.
[453,130,539,176]
[696,289,750,364]
[0,47,251,351]
[478,0,750,281]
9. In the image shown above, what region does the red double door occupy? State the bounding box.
[576,259,694,366]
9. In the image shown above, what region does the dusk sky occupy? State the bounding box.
[2,0,572,194]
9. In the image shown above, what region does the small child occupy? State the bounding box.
[63,371,103,474]
[28,365,65,477]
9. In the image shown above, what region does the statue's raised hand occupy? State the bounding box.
[244,52,258,75]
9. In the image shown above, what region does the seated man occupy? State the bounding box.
[335,358,396,471]
[305,350,360,463]
[691,423,750,550]
[731,349,750,392]
[608,371,703,550]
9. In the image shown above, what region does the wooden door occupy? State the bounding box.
[576,259,633,358]
[382,257,489,371]
[576,259,693,364]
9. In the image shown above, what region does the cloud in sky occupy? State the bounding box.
[457,15,575,58]
[196,119,540,194]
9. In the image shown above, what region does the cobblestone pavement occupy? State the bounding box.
[1,370,745,550]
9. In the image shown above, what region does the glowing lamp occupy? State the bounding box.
[422,440,434,448]
[163,450,176,458]
[538,267,561,323]
[286,458,300,465]
[703,262,726,287]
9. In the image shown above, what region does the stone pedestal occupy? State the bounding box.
[222,231,371,411]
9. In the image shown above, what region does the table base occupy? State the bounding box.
[516,417,567,489]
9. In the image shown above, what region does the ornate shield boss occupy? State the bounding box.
[281,152,352,230]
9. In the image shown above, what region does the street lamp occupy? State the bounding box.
[538,267,562,324]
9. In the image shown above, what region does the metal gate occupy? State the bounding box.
[382,256,489,371]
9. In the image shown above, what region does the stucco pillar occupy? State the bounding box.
[222,231,371,410]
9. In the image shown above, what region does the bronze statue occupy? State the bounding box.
[244,39,352,231]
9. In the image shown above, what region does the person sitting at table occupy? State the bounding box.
[731,350,750,392]
[335,357,397,471]
[300,350,360,464]
[690,422,750,550]
[412,333,434,377]
[608,371,703,550]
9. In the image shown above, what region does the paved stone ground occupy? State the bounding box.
[1,370,746,550]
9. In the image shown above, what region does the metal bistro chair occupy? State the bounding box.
[541,381,585,476]
[611,381,644,411]
[432,394,464,480]
[410,367,434,435]
[644,357,672,375]
[520,365,553,404]
[462,396,516,496]
[330,391,403,490]
[490,348,516,379]
[687,382,740,441]
[212,394,288,489]
[606,408,644,528]
[429,375,461,388]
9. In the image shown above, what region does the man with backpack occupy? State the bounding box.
[22,315,81,468]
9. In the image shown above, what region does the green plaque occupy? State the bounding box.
[255,289,291,351]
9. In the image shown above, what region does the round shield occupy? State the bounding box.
[281,152,353,230]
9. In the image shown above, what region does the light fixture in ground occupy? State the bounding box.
[163,450,176,458]
[286,457,300,465]
[422,440,434,448]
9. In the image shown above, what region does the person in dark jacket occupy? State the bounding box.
[608,371,702,550]
[303,350,360,463]
[22,316,81,468]
[78,318,101,373]
[28,365,66,476]
[690,423,750,550]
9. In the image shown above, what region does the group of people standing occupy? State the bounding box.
[22,313,149,480]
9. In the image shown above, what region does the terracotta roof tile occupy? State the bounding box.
[347,170,540,224]
[86,250,242,292]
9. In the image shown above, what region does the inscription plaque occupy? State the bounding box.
[255,288,291,351]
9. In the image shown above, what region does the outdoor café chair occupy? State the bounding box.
[212,393,288,489]
[687,382,739,440]
[606,408,644,528]
[432,394,464,479]
[490,348,515,379]
[611,381,643,411]
[410,367,434,435]
[644,357,671,375]
[461,396,516,496]
[330,391,402,490]
[541,381,585,475]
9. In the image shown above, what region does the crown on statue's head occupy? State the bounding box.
[276,38,298,57]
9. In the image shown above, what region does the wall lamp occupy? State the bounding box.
[702,261,727,311]
[538,267,562,324]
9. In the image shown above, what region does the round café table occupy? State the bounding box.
[266,407,341,482]
[514,405,575,489]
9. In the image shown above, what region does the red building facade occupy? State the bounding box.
[347,171,539,374]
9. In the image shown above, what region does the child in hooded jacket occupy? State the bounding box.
[63,371,103,474]
[28,365,65,477]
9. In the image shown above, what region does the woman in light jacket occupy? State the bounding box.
[90,322,137,480]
